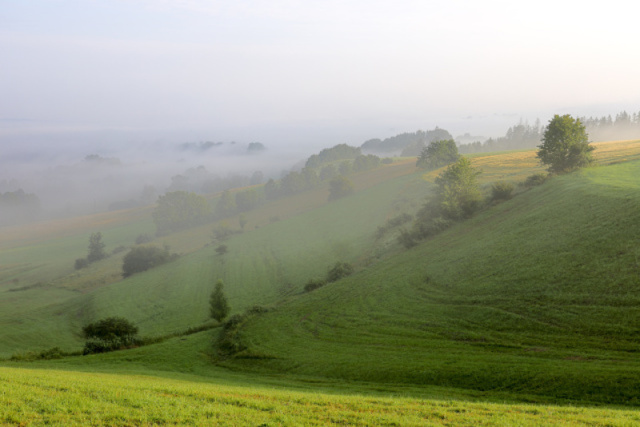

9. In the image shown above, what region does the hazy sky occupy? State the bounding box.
[1,0,639,146]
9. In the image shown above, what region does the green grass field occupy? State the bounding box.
[1,140,640,423]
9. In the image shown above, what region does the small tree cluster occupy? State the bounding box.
[122,245,177,278]
[82,317,139,354]
[375,213,413,239]
[75,232,107,270]
[153,191,211,235]
[401,157,482,248]
[490,181,514,201]
[304,261,355,293]
[328,176,354,201]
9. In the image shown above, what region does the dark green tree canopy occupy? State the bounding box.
[416,139,460,170]
[152,191,211,235]
[210,279,230,322]
[328,176,354,201]
[82,317,138,344]
[432,156,482,221]
[537,114,594,173]
[87,232,106,263]
[122,245,175,278]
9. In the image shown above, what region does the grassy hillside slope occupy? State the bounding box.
[3,330,640,425]
[0,160,429,356]
[223,158,640,404]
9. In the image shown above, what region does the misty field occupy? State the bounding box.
[2,140,640,424]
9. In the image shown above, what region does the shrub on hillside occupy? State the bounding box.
[327,262,354,283]
[82,316,139,354]
[122,245,178,278]
[524,173,548,187]
[375,213,413,239]
[74,257,89,270]
[87,232,107,263]
[328,176,354,201]
[490,181,514,201]
[304,279,327,292]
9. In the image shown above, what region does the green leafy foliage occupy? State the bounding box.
[524,172,548,187]
[433,157,483,220]
[326,262,354,282]
[86,232,106,263]
[416,139,460,170]
[82,317,138,354]
[490,181,514,201]
[122,245,176,278]
[153,191,211,235]
[74,257,89,270]
[305,144,361,168]
[303,279,327,292]
[328,176,354,201]
[210,279,230,322]
[537,114,595,173]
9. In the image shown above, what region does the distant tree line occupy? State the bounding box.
[151,145,386,235]
[360,127,453,155]
[0,189,41,225]
[456,110,640,155]
[458,121,543,154]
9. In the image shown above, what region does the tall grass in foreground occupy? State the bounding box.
[1,366,639,426]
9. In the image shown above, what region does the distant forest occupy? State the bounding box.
[457,111,640,154]
[359,111,640,156]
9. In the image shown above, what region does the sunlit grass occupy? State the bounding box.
[1,366,639,426]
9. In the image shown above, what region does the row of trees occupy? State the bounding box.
[457,110,634,155]
[401,114,594,248]
[360,127,453,155]
[152,147,385,235]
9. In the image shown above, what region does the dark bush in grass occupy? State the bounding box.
[10,347,71,361]
[82,316,139,354]
[376,213,414,239]
[327,262,354,282]
[87,232,107,263]
[218,314,247,355]
[304,279,327,292]
[122,245,177,277]
[524,172,548,187]
[74,257,89,270]
[490,181,515,201]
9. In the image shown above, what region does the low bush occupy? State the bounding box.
[304,279,327,292]
[82,317,139,355]
[74,258,89,270]
[327,262,354,283]
[491,181,514,201]
[524,172,548,187]
[122,245,178,277]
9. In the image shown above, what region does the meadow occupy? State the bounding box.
[1,140,640,423]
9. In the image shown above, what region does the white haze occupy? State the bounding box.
[1,0,639,220]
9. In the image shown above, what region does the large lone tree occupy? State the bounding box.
[537,114,594,174]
